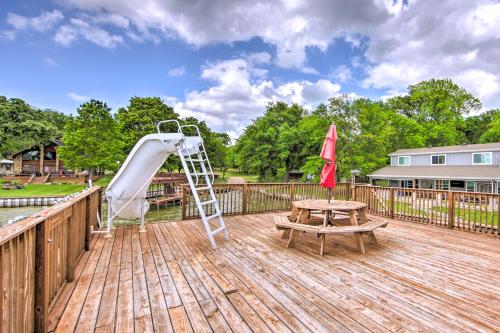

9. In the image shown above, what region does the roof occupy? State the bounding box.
[389,142,500,156]
[11,139,63,157]
[0,159,13,164]
[368,165,500,180]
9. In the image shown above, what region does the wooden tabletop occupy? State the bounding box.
[292,199,366,211]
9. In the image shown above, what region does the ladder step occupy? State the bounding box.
[187,158,206,162]
[201,199,216,206]
[196,186,211,191]
[211,226,225,235]
[195,172,210,176]
[206,213,220,221]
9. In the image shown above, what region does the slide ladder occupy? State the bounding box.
[160,122,229,248]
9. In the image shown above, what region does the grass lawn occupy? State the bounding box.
[0,183,86,197]
[94,174,113,187]
[214,169,260,183]
[432,206,498,226]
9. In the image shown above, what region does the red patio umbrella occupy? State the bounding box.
[320,124,337,203]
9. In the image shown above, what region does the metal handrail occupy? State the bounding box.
[157,119,182,133]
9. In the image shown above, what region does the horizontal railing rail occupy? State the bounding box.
[181,182,352,219]
[181,182,499,235]
[0,187,102,332]
[353,185,499,234]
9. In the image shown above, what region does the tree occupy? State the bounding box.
[116,97,180,153]
[235,102,305,178]
[480,109,500,143]
[0,96,63,156]
[464,109,498,143]
[58,100,123,175]
[386,79,480,146]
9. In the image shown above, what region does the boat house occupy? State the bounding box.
[368,142,500,193]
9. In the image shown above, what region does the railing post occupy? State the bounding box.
[66,206,76,282]
[448,191,455,229]
[35,220,49,333]
[290,183,296,206]
[98,187,103,222]
[242,184,248,214]
[346,182,352,201]
[351,184,356,202]
[181,185,187,220]
[85,194,91,251]
[389,188,395,219]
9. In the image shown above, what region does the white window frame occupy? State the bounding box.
[430,154,446,165]
[398,156,411,166]
[472,152,492,165]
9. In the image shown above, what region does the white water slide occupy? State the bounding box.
[93,120,229,248]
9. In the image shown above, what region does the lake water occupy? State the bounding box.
[0,203,182,228]
[0,206,49,226]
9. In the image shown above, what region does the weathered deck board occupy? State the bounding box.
[49,213,500,333]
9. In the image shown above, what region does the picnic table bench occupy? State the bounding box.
[275,199,388,255]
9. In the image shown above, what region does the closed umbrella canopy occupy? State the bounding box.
[320,125,337,190]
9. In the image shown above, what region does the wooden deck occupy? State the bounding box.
[48,213,500,333]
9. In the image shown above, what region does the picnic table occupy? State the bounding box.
[276,199,387,255]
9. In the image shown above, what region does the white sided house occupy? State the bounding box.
[368,142,500,193]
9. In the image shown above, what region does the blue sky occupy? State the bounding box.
[1,0,499,136]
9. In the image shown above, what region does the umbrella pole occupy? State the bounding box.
[328,188,332,203]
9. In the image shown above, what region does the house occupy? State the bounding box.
[0,159,14,176]
[11,140,66,176]
[368,142,500,193]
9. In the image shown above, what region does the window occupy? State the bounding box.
[466,181,475,192]
[398,156,410,166]
[436,180,450,190]
[22,150,39,161]
[44,151,56,160]
[472,152,492,165]
[431,154,446,165]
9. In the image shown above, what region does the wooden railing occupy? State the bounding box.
[181,183,352,219]
[0,187,102,332]
[353,185,499,234]
[146,173,185,198]
[181,182,499,235]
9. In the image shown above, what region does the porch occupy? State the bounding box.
[49,213,500,333]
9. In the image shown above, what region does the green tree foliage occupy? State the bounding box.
[0,96,67,157]
[480,109,500,143]
[116,97,180,152]
[464,109,498,143]
[235,102,305,178]
[386,79,481,146]
[2,77,498,180]
[58,100,123,175]
[234,79,496,181]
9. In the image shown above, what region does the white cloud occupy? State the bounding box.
[0,30,16,41]
[168,66,186,77]
[330,65,352,82]
[67,92,89,102]
[7,10,63,32]
[43,57,58,67]
[168,57,343,136]
[363,0,500,109]
[61,0,390,72]
[55,18,123,48]
[54,25,78,46]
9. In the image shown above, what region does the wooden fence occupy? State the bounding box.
[146,172,185,198]
[0,187,102,332]
[181,182,498,235]
[353,185,499,234]
[181,183,352,219]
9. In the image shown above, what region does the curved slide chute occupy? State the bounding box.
[92,120,228,248]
